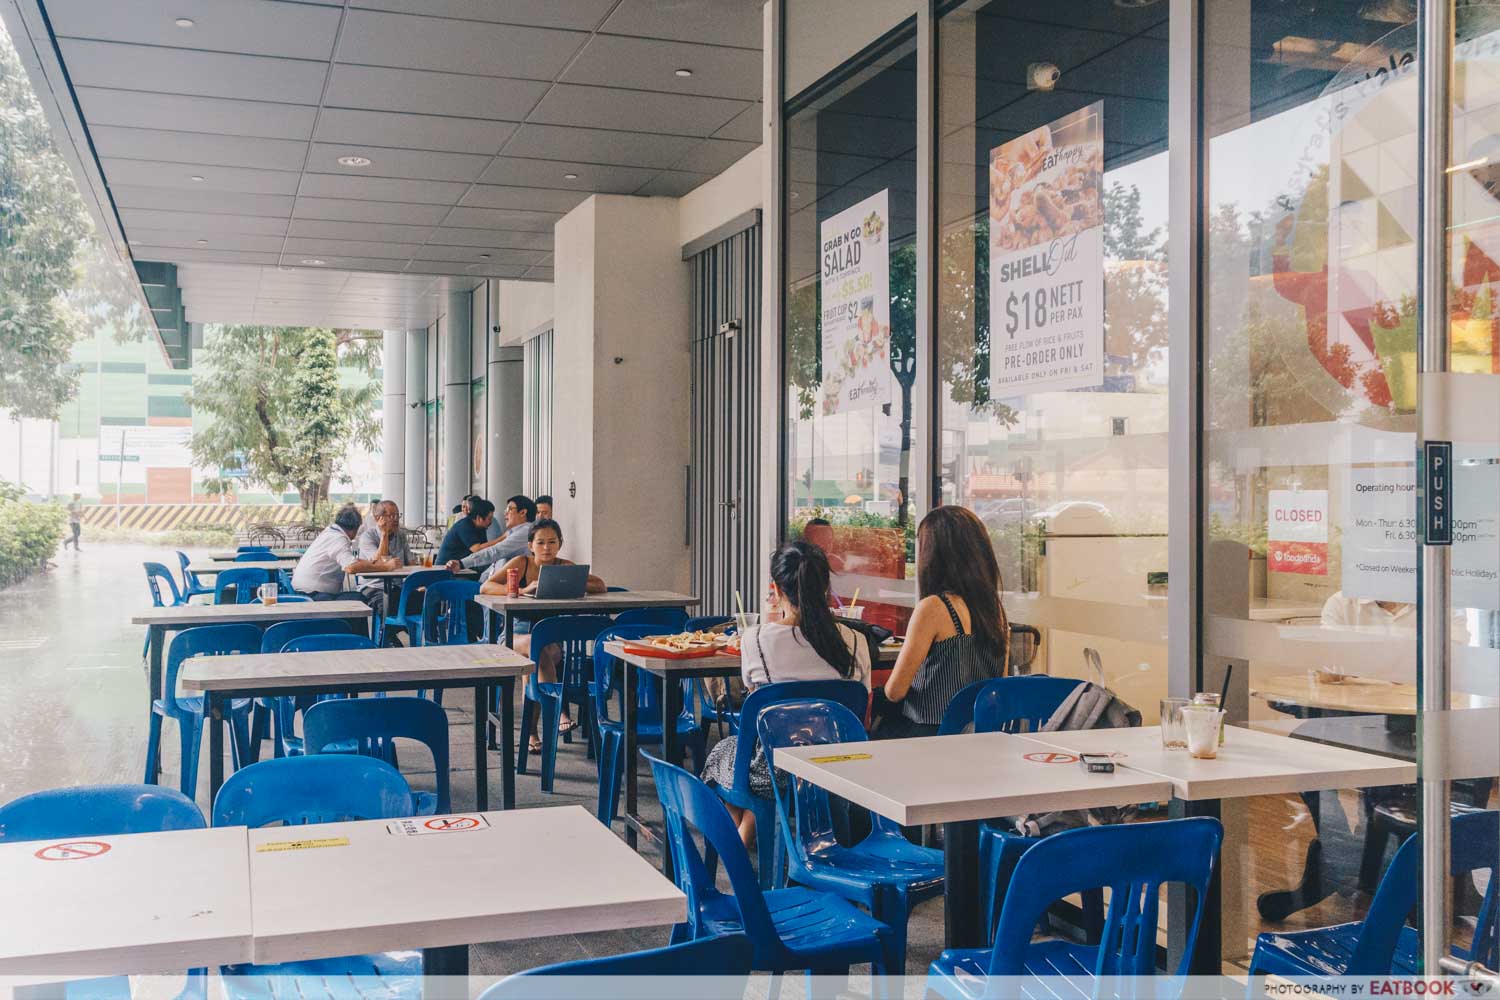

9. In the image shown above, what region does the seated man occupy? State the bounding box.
[447,494,534,581]
[358,500,414,565]
[290,506,402,618]
[435,498,495,565]
[535,494,553,522]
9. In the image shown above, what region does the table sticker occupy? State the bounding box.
[808,753,873,764]
[255,837,350,853]
[1022,751,1079,764]
[34,840,111,861]
[387,815,491,836]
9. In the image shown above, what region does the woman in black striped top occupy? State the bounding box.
[879,505,1010,738]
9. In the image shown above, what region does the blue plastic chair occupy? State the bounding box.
[926,817,1223,1000]
[421,579,481,645]
[0,785,208,1000]
[213,756,421,999]
[178,551,214,601]
[648,753,897,978]
[685,615,736,737]
[275,568,296,595]
[613,607,690,630]
[757,700,944,975]
[382,568,451,645]
[236,545,274,555]
[283,634,377,653]
[936,679,992,736]
[304,697,451,815]
[233,552,270,562]
[143,560,188,659]
[255,620,354,758]
[592,624,707,826]
[214,567,269,605]
[719,679,870,889]
[145,625,260,799]
[517,614,615,792]
[1249,810,1498,979]
[479,933,753,999]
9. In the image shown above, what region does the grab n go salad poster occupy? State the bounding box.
[819,189,892,415]
[988,102,1105,397]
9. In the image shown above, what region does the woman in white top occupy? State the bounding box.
[700,541,870,848]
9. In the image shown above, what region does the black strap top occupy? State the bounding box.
[900,594,1007,726]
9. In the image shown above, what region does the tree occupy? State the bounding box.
[0,25,90,420]
[187,325,380,510]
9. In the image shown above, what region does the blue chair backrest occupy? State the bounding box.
[392,568,452,619]
[686,615,734,632]
[303,697,451,814]
[972,675,1082,734]
[530,615,617,693]
[145,561,183,607]
[990,817,1222,978]
[756,700,894,865]
[647,754,781,963]
[237,545,274,554]
[214,567,269,604]
[732,681,869,793]
[165,624,263,709]
[177,550,201,588]
[478,933,753,996]
[282,634,377,653]
[606,586,629,592]
[276,568,296,594]
[937,679,993,736]
[592,624,678,728]
[1348,810,1498,973]
[421,579,481,645]
[261,618,351,654]
[211,755,414,827]
[233,552,270,562]
[613,607,689,630]
[0,785,204,841]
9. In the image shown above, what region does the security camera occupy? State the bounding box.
[1028,62,1060,91]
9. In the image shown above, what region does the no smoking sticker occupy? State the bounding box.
[1023,752,1079,764]
[35,841,111,861]
[387,815,490,836]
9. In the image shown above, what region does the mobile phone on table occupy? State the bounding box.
[1080,752,1115,774]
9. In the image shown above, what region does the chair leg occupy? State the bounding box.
[228,712,253,772]
[539,691,562,793]
[869,884,907,977]
[753,798,780,889]
[144,711,163,784]
[516,695,535,775]
[1359,819,1393,894]
[596,730,622,826]
[178,717,203,800]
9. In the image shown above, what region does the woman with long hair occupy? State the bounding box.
[879,505,1010,738]
[700,540,870,847]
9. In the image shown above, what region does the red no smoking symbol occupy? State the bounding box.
[1022,752,1078,764]
[424,816,480,832]
[35,841,111,861]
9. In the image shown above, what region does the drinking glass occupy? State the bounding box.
[1183,706,1225,759]
[734,612,761,634]
[257,582,278,605]
[1160,697,1189,750]
[1191,692,1225,745]
[834,605,865,621]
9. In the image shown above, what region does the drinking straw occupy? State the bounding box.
[850,587,861,610]
[735,591,744,614]
[1218,663,1233,713]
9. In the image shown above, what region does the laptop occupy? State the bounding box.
[533,563,590,600]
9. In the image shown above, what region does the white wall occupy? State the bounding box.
[785,0,916,98]
[679,146,763,246]
[496,280,554,347]
[552,199,598,569]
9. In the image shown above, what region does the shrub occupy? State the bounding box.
[0,486,66,588]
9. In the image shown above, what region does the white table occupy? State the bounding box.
[132,601,373,783]
[0,826,252,978]
[184,643,533,811]
[352,564,477,605]
[474,590,699,647]
[208,550,303,561]
[187,559,298,576]
[245,806,684,976]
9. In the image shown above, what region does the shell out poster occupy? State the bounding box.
[988,102,1105,397]
[819,189,892,415]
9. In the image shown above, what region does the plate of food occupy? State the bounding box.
[622,631,735,660]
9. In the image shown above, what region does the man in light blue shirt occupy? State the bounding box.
[447,494,534,582]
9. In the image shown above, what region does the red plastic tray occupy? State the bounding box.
[620,642,724,660]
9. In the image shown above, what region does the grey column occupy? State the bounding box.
[404,327,427,523]
[382,329,405,506]
[442,291,472,515]
[487,345,524,504]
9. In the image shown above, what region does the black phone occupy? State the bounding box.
[1080,753,1115,774]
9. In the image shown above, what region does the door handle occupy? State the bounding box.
[1441,957,1500,987]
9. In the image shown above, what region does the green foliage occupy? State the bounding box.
[0,25,90,419]
[0,482,66,587]
[82,524,233,547]
[1208,513,1268,558]
[187,325,380,510]
[789,505,917,563]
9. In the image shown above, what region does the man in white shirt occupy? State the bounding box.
[448,494,535,582]
[1320,591,1470,643]
[292,507,401,611]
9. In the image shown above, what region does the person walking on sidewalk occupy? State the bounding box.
[63,493,82,551]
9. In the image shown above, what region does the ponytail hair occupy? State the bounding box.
[770,541,854,677]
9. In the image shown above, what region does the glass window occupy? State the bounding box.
[524,329,554,497]
[783,25,920,631]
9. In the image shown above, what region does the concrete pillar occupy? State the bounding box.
[441,290,471,515]
[487,344,524,505]
[382,329,405,507]
[403,327,427,523]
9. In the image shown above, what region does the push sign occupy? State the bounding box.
[1424,441,1453,546]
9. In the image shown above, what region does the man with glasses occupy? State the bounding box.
[446,494,534,581]
[358,500,414,566]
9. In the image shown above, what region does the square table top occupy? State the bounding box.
[1019,725,1417,801]
[773,731,1174,826]
[132,600,371,628]
[603,639,898,677]
[246,805,685,964]
[187,559,298,574]
[208,550,303,561]
[183,642,533,693]
[473,590,700,614]
[0,825,252,977]
[352,564,476,578]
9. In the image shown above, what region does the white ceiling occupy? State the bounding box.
[38,0,764,328]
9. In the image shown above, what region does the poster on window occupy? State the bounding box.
[819,189,892,415]
[988,102,1105,398]
[1267,489,1329,576]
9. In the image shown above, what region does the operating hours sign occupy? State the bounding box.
[988,102,1106,397]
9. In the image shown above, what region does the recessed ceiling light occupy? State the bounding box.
[301,258,326,266]
[478,253,491,259]
[563,172,579,180]
[190,174,205,182]
[174,17,194,28]
[674,68,693,77]
[336,155,372,167]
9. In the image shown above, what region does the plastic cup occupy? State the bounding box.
[1160,698,1189,750]
[734,612,761,633]
[834,605,865,621]
[1183,706,1225,759]
[258,582,278,605]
